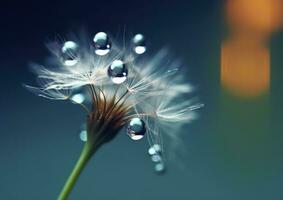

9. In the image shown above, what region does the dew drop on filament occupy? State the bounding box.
[148,144,162,156]
[61,41,79,66]
[132,34,146,54]
[93,32,111,56]
[151,154,162,162]
[154,162,166,174]
[127,117,146,140]
[108,60,128,84]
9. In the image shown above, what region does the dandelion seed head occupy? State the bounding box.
[26,31,203,170]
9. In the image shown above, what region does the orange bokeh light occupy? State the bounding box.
[226,0,283,35]
[221,0,283,98]
[221,38,270,97]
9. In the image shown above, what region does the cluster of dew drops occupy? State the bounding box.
[61,32,165,174]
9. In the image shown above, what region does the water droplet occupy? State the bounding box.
[71,93,85,104]
[132,34,146,54]
[127,117,146,140]
[108,60,128,84]
[93,32,111,56]
[61,41,79,66]
[154,162,166,174]
[79,130,88,142]
[151,154,162,162]
[148,144,162,156]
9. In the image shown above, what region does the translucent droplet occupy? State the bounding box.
[132,34,146,54]
[108,60,128,84]
[71,93,85,104]
[61,41,79,66]
[151,154,162,162]
[148,144,162,156]
[93,32,111,56]
[154,162,166,174]
[79,130,87,142]
[127,117,146,140]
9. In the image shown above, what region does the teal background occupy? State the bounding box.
[0,0,283,199]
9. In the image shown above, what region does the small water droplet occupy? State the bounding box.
[127,117,146,140]
[61,41,79,66]
[79,130,88,142]
[132,34,146,54]
[71,93,85,104]
[93,32,111,55]
[154,162,166,174]
[108,60,128,84]
[148,144,162,156]
[151,154,162,162]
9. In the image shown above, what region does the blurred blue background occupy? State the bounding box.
[0,0,283,199]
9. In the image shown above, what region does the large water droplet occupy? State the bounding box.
[108,60,128,84]
[93,32,111,56]
[132,34,146,54]
[61,41,79,66]
[127,117,146,140]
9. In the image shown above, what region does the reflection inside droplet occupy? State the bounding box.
[132,34,146,54]
[61,41,79,66]
[127,117,146,140]
[108,60,128,84]
[71,93,85,104]
[134,46,146,54]
[93,32,111,56]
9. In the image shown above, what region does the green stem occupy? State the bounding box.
[57,143,94,200]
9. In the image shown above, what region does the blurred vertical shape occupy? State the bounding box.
[221,38,270,97]
[215,0,283,179]
[221,0,283,97]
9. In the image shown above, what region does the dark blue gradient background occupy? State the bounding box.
[1,0,283,199]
